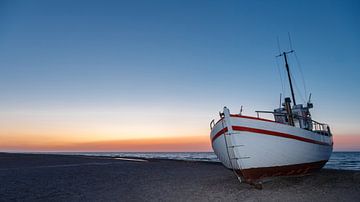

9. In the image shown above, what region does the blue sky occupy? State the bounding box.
[0,0,359,148]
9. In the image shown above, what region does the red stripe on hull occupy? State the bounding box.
[212,127,228,142]
[236,160,328,183]
[232,126,331,146]
[211,125,331,146]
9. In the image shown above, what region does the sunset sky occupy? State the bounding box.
[1,0,359,152]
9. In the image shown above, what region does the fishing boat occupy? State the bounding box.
[209,50,333,187]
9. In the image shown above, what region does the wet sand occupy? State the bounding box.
[0,153,359,201]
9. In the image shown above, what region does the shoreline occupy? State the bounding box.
[1,153,359,201]
[2,151,359,171]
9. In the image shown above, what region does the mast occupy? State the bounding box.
[278,50,296,106]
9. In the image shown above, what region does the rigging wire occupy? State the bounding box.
[277,36,282,54]
[277,34,308,103]
[288,32,294,50]
[287,32,308,102]
[290,71,307,103]
[293,51,308,101]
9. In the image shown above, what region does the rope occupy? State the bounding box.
[221,118,243,183]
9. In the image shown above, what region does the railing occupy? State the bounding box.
[210,119,215,130]
[255,110,331,136]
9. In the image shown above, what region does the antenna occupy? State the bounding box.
[307,93,313,108]
[279,93,282,108]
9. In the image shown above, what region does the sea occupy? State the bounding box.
[57,151,360,171]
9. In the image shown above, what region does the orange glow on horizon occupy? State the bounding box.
[0,135,212,152]
[2,105,359,152]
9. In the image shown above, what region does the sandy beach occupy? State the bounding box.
[0,153,359,202]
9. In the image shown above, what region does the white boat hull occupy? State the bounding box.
[210,108,333,183]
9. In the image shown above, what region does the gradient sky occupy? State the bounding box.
[0,0,359,152]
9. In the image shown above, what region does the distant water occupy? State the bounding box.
[56,151,360,171]
[324,152,360,171]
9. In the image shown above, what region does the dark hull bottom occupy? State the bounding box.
[235,160,328,184]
